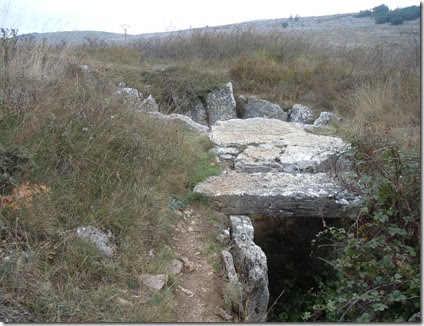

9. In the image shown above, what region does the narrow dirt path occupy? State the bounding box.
[171,205,231,322]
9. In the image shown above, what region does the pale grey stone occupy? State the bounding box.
[170,259,184,275]
[242,97,288,121]
[117,87,141,101]
[206,82,237,126]
[313,111,334,126]
[139,273,168,291]
[141,95,159,112]
[76,226,116,257]
[230,215,254,240]
[222,250,239,283]
[289,104,314,124]
[229,216,269,323]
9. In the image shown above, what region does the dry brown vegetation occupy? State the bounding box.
[0,17,420,322]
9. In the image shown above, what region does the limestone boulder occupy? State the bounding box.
[314,111,334,126]
[241,97,288,121]
[289,104,314,124]
[206,82,237,125]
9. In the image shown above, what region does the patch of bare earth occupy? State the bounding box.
[171,206,231,322]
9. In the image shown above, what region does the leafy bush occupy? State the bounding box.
[305,144,420,322]
[356,4,420,25]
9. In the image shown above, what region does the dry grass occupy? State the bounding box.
[0,37,219,322]
[133,27,419,152]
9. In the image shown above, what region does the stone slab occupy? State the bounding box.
[194,171,359,218]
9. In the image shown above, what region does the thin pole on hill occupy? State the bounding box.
[120,24,130,45]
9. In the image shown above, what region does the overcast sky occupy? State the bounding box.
[1,0,421,35]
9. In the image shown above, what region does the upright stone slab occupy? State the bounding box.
[206,82,237,126]
[229,215,269,322]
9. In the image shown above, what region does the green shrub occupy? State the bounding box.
[305,143,420,322]
[390,15,405,25]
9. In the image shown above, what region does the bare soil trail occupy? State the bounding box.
[171,205,231,322]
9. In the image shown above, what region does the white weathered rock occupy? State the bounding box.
[313,111,334,126]
[229,215,269,322]
[230,215,254,240]
[235,141,348,174]
[209,118,349,173]
[290,104,315,124]
[241,97,288,121]
[206,82,237,126]
[139,273,168,291]
[75,226,116,257]
[141,95,159,112]
[117,87,141,102]
[209,118,302,147]
[222,250,239,283]
[194,171,359,218]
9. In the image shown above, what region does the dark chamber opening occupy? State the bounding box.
[252,215,334,322]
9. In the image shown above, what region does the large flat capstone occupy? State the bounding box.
[194,171,359,218]
[209,118,349,173]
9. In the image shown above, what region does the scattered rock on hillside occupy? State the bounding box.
[75,226,116,257]
[241,97,288,121]
[139,273,168,291]
[313,111,334,126]
[170,259,184,275]
[116,85,142,102]
[289,104,315,124]
[206,82,237,126]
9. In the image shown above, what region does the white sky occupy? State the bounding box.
[1,0,421,35]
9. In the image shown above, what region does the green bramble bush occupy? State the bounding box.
[303,143,420,322]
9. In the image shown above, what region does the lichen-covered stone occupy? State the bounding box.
[76,226,116,257]
[289,104,314,124]
[206,82,237,126]
[229,215,269,322]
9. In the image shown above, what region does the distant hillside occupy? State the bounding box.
[18,30,133,44]
[18,11,420,47]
